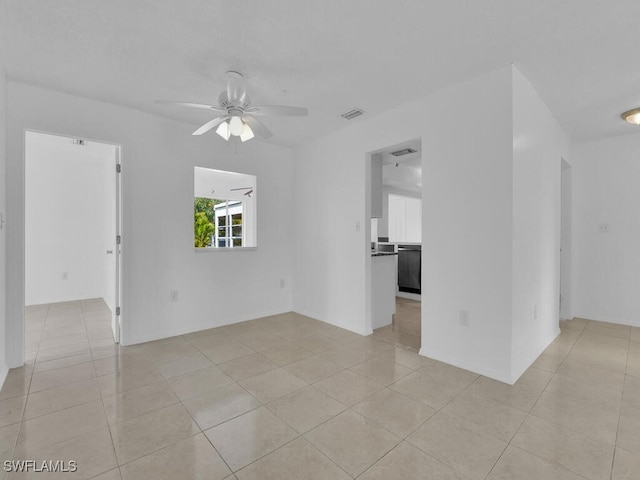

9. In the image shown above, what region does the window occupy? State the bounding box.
[194,167,257,249]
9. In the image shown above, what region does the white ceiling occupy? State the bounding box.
[376,139,422,194]
[2,1,640,146]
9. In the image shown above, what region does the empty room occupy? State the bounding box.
[0,2,639,479]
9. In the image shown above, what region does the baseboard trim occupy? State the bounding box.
[510,327,561,382]
[420,326,562,385]
[292,308,371,336]
[0,364,9,392]
[418,347,513,384]
[122,306,294,346]
[570,314,640,328]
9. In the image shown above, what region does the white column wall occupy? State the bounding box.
[421,68,514,381]
[511,66,571,380]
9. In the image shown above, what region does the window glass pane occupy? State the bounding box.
[194,167,256,248]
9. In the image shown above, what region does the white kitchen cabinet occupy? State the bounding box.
[388,194,421,242]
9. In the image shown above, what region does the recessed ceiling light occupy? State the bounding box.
[621,108,640,125]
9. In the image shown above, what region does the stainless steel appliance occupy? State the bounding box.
[398,244,421,294]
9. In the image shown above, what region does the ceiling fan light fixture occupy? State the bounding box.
[229,116,244,136]
[216,121,231,140]
[240,123,255,142]
[156,71,305,142]
[622,108,640,125]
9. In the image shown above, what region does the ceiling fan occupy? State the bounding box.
[231,186,254,197]
[156,71,308,142]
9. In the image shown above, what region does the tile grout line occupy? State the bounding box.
[8,307,635,479]
[609,327,633,480]
[81,300,119,479]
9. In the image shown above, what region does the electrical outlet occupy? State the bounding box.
[170,290,179,302]
[355,221,361,232]
[599,224,609,233]
[62,272,68,280]
[459,310,469,326]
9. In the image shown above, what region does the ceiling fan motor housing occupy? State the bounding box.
[218,91,251,112]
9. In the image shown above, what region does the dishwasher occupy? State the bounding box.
[397,245,421,294]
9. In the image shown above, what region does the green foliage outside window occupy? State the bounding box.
[194,198,222,247]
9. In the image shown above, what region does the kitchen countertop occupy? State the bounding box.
[377,242,422,246]
[371,251,399,257]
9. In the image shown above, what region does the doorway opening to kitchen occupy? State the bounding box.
[24,131,122,364]
[367,139,422,351]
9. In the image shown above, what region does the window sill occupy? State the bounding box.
[194,247,257,252]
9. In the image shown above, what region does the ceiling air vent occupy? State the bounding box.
[390,148,417,157]
[341,108,364,120]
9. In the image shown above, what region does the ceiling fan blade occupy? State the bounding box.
[248,105,308,116]
[230,187,252,191]
[242,116,273,139]
[192,116,229,136]
[155,100,226,114]
[226,71,247,105]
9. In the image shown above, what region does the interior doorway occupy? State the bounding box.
[24,131,122,362]
[367,139,423,351]
[560,158,572,320]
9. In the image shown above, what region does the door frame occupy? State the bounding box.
[22,129,123,354]
[560,158,572,320]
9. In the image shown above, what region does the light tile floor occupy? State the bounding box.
[1,301,639,479]
[373,297,421,350]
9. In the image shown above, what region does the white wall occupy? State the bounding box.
[6,82,294,366]
[25,132,117,307]
[293,67,517,381]
[0,52,8,383]
[511,67,571,380]
[293,65,573,383]
[571,133,640,327]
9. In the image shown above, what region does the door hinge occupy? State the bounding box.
[116,164,121,173]
[116,235,121,245]
[116,307,121,316]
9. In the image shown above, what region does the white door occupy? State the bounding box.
[109,148,122,343]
